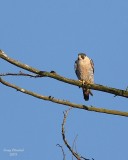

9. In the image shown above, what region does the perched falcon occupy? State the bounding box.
[74,53,94,101]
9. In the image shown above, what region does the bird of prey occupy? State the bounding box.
[74,53,94,101]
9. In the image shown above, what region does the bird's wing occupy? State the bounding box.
[74,60,78,76]
[90,59,94,73]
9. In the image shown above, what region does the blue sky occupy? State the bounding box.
[0,0,128,159]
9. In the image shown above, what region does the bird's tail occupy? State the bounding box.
[82,88,93,101]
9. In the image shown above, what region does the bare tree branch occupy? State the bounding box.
[62,109,91,160]
[72,135,78,156]
[56,144,66,160]
[0,71,39,77]
[0,50,128,98]
[62,109,81,160]
[0,77,128,117]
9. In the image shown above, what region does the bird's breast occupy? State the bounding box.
[77,60,94,83]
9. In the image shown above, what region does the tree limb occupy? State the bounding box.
[62,109,91,160]
[0,77,128,117]
[0,50,128,98]
[0,71,39,77]
[62,109,81,160]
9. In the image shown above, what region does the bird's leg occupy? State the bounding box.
[82,80,86,86]
[78,80,85,86]
[84,79,91,85]
[78,80,84,88]
[79,80,93,96]
[83,80,93,96]
[78,80,87,90]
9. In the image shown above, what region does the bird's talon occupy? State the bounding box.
[78,80,86,85]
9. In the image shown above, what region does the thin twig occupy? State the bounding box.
[72,135,78,155]
[0,71,41,78]
[72,135,78,160]
[56,144,66,160]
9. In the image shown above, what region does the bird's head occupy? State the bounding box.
[78,53,86,60]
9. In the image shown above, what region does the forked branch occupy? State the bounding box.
[62,109,92,160]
